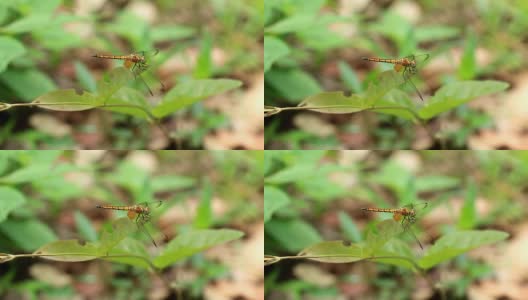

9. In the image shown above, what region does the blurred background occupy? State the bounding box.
[265,150,524,299]
[0,0,263,149]
[265,0,524,149]
[0,150,263,299]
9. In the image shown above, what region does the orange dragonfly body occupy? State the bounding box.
[361,203,427,249]
[362,54,429,101]
[96,200,163,247]
[93,49,163,96]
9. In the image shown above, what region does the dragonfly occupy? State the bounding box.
[361,202,428,249]
[96,200,164,247]
[362,54,430,101]
[92,49,164,96]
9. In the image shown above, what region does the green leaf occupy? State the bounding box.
[265,164,317,184]
[364,219,403,253]
[3,14,51,34]
[363,70,406,103]
[103,12,148,44]
[0,164,55,184]
[457,181,477,230]
[338,212,362,243]
[0,187,26,222]
[152,79,242,118]
[264,36,290,73]
[418,80,509,119]
[33,240,99,262]
[264,185,290,223]
[193,181,212,229]
[265,14,317,34]
[153,229,244,269]
[151,175,195,192]
[96,67,134,100]
[265,219,322,252]
[0,219,57,251]
[298,240,364,263]
[32,89,98,111]
[265,68,322,102]
[0,36,26,73]
[338,61,362,93]
[297,91,366,114]
[415,176,460,192]
[100,88,152,119]
[74,61,97,92]
[415,26,460,43]
[74,211,98,242]
[97,217,136,254]
[0,69,56,101]
[151,25,195,42]
[193,33,212,79]
[458,33,477,80]
[419,230,509,270]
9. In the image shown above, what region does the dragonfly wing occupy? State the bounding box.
[403,68,424,101]
[137,221,157,247]
[403,222,424,250]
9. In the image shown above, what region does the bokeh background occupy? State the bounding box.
[0,0,263,149]
[265,0,524,149]
[265,150,524,299]
[0,150,263,299]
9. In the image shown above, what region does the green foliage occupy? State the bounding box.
[297,220,508,272]
[264,185,290,223]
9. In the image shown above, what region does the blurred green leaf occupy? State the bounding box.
[0,36,26,73]
[0,187,26,222]
[419,80,509,119]
[264,185,290,223]
[266,68,322,102]
[338,61,362,93]
[154,229,244,269]
[265,219,322,252]
[0,69,56,101]
[3,14,51,34]
[338,212,362,243]
[193,181,212,229]
[193,33,212,79]
[74,211,97,242]
[458,181,477,230]
[74,61,97,92]
[0,219,57,251]
[152,79,242,118]
[458,33,477,80]
[415,25,460,42]
[265,164,317,184]
[415,176,460,192]
[151,25,195,42]
[419,230,509,270]
[0,164,54,184]
[103,12,148,45]
[151,175,195,192]
[265,14,317,34]
[264,36,290,73]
